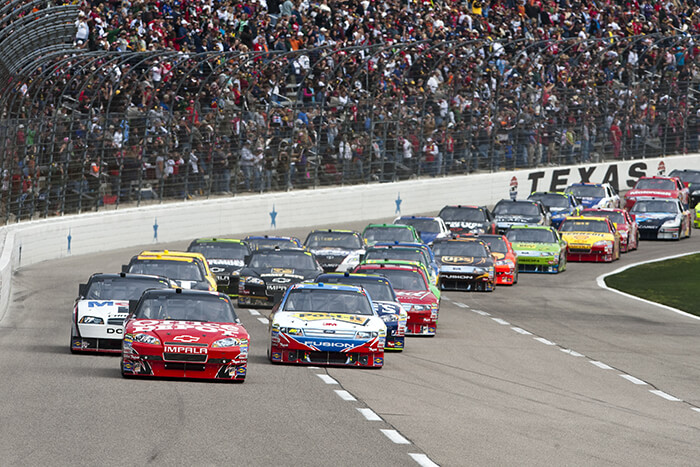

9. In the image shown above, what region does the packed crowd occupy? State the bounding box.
[2,0,700,219]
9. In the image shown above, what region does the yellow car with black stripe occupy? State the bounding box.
[124,251,217,291]
[558,216,621,263]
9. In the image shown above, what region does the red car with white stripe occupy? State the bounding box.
[623,176,689,210]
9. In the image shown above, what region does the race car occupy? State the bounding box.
[565,183,620,209]
[269,282,386,367]
[559,216,621,262]
[244,235,304,251]
[629,198,692,240]
[668,169,700,207]
[623,176,689,211]
[581,208,639,252]
[477,234,518,285]
[124,253,216,290]
[316,272,407,351]
[361,223,422,246]
[527,191,583,228]
[696,203,700,229]
[431,237,496,291]
[393,215,451,245]
[136,250,218,291]
[492,199,551,234]
[303,229,365,272]
[371,242,440,282]
[71,273,173,353]
[505,225,567,273]
[121,288,249,381]
[237,248,323,307]
[353,262,439,336]
[438,205,497,235]
[187,238,251,296]
[363,245,438,285]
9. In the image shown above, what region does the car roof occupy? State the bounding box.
[140,250,206,262]
[507,224,554,230]
[364,223,415,229]
[317,272,391,283]
[191,238,246,244]
[290,282,366,293]
[140,288,225,299]
[307,229,358,234]
[356,263,422,272]
[134,254,195,263]
[90,272,171,282]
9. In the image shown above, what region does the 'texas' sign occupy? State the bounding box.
[524,161,657,194]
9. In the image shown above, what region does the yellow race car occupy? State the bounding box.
[558,216,621,263]
[125,250,218,291]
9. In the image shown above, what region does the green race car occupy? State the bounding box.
[505,225,567,273]
[695,204,700,228]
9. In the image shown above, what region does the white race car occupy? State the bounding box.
[269,283,387,367]
[71,273,173,353]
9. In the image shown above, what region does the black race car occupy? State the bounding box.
[432,237,496,291]
[492,199,551,234]
[438,205,497,235]
[669,169,700,207]
[187,238,250,297]
[303,229,365,272]
[237,248,323,307]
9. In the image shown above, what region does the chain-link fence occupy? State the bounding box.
[2,23,699,223]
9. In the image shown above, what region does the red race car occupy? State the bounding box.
[581,208,639,252]
[623,176,689,210]
[478,234,518,285]
[353,262,440,336]
[122,288,249,382]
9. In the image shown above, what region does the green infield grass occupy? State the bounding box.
[604,253,700,316]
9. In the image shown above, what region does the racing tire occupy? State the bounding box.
[69,334,80,354]
[513,269,519,284]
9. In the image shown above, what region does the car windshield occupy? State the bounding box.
[529,194,569,208]
[559,219,610,233]
[439,207,486,222]
[248,251,317,269]
[134,294,238,322]
[363,227,415,243]
[365,248,427,266]
[320,277,395,302]
[396,218,441,233]
[358,268,427,291]
[283,289,373,315]
[493,202,540,216]
[188,243,248,260]
[86,277,170,300]
[630,200,680,214]
[670,170,700,184]
[506,229,556,243]
[568,185,605,198]
[479,237,507,254]
[432,241,489,257]
[581,211,626,224]
[634,179,675,190]
[305,232,362,249]
[246,238,298,250]
[129,260,204,281]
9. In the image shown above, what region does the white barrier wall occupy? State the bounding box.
[0,154,697,320]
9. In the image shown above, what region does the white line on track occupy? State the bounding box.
[248,309,261,316]
[511,327,532,335]
[307,366,320,369]
[692,408,700,413]
[316,374,338,385]
[472,310,490,316]
[491,318,510,325]
[560,349,583,357]
[381,429,411,445]
[619,374,647,385]
[257,317,269,325]
[596,250,700,321]
[590,361,613,370]
[533,337,555,346]
[357,408,382,421]
[334,390,356,401]
[454,302,469,308]
[409,453,440,467]
[649,390,682,402]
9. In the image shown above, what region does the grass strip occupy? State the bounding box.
[604,253,700,317]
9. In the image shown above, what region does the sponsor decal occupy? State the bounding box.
[106,328,123,334]
[441,256,474,263]
[271,277,292,284]
[271,268,294,274]
[164,345,208,354]
[510,176,518,200]
[374,357,384,365]
[131,320,240,333]
[291,313,370,326]
[88,301,114,307]
[448,221,480,229]
[303,340,355,349]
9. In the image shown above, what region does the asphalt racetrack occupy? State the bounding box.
[1,220,699,466]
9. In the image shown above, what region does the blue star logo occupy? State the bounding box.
[270,205,278,228]
[395,193,402,214]
[67,229,72,254]
[153,218,159,241]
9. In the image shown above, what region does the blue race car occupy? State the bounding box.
[527,191,582,228]
[565,183,620,210]
[393,216,452,245]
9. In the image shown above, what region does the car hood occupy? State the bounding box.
[633,213,677,225]
[241,267,315,280]
[395,290,436,304]
[495,214,540,224]
[373,300,406,317]
[510,242,561,253]
[126,319,249,344]
[274,312,383,329]
[560,232,614,245]
[626,189,677,199]
[309,247,355,257]
[207,259,245,274]
[437,255,493,267]
[77,299,129,319]
[578,196,604,208]
[445,220,488,232]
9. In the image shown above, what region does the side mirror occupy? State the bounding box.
[121,264,130,273]
[78,283,87,298]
